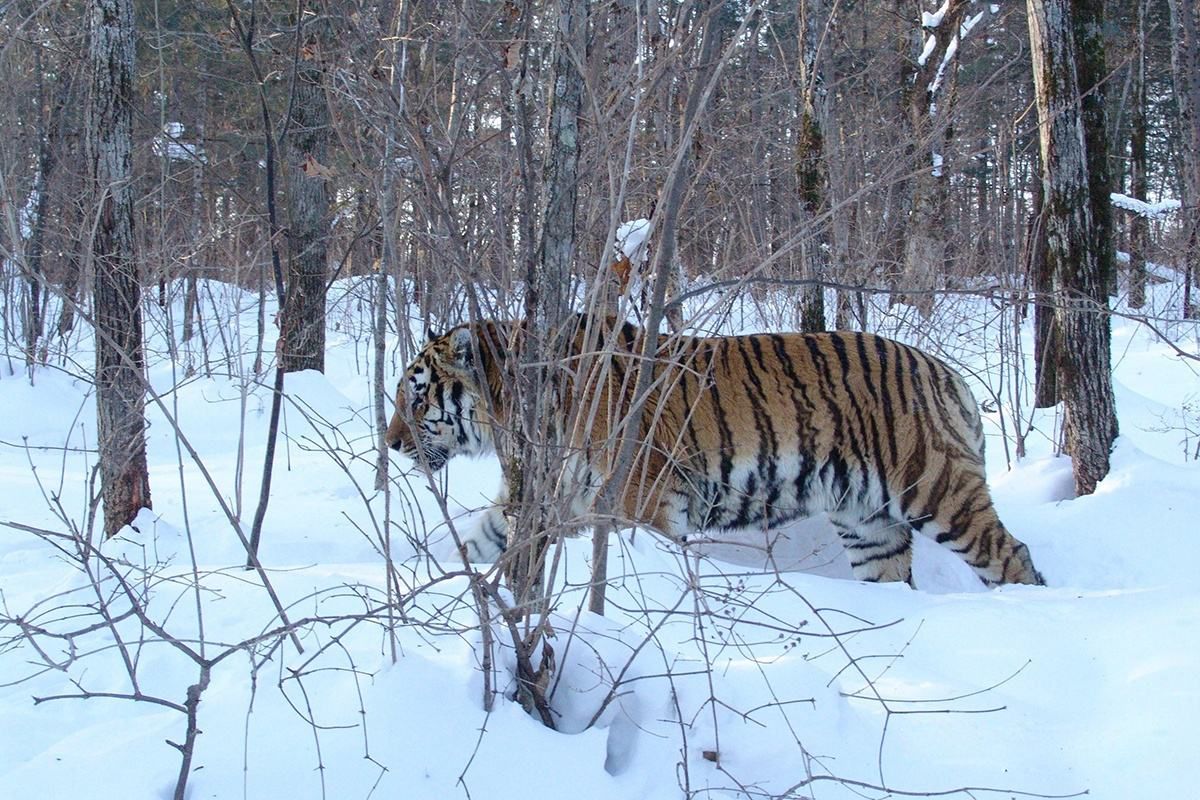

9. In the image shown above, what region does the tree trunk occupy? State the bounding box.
[375,0,411,493]
[1028,0,1119,495]
[1029,175,1058,408]
[901,0,969,316]
[279,8,331,373]
[23,62,61,366]
[796,0,831,333]
[1167,0,1200,317]
[880,0,918,291]
[507,0,589,614]
[182,91,207,347]
[1128,0,1148,310]
[1073,0,1115,298]
[87,0,151,537]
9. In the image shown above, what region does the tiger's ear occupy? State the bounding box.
[425,326,439,343]
[448,327,473,369]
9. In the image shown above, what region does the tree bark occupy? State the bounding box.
[1028,0,1119,495]
[880,0,918,290]
[1029,175,1059,408]
[22,57,65,366]
[1128,0,1148,310]
[507,0,589,611]
[901,0,969,316]
[375,0,411,493]
[796,0,831,333]
[1167,0,1200,317]
[279,7,331,373]
[1072,0,1115,298]
[87,0,152,536]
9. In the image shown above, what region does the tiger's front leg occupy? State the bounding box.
[448,483,508,562]
[453,475,593,563]
[459,502,508,562]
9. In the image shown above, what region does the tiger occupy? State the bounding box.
[384,314,1044,587]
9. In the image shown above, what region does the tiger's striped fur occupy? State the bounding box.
[384,316,1043,587]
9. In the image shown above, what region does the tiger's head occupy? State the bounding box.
[384,325,495,470]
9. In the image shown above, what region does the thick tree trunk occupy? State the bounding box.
[1028,0,1119,495]
[87,0,151,536]
[1073,0,1115,297]
[279,11,331,373]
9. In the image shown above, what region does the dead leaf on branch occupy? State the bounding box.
[300,153,336,179]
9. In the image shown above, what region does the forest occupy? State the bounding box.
[1,2,1199,799]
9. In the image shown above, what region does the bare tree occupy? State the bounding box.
[86,0,151,536]
[1027,0,1119,495]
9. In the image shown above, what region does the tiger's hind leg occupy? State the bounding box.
[832,514,915,586]
[920,503,1043,587]
[906,472,1044,587]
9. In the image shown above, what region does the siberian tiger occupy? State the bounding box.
[384,315,1044,587]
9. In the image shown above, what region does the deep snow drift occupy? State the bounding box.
[1,275,1197,799]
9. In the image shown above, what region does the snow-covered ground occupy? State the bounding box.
[1,274,1197,799]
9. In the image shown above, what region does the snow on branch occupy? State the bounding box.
[919,34,938,67]
[922,1,951,28]
[153,122,206,164]
[616,218,652,264]
[928,5,991,93]
[1110,192,1181,220]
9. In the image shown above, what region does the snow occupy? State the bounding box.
[153,121,205,163]
[922,1,951,29]
[2,270,1199,799]
[924,6,988,92]
[614,217,654,311]
[1110,191,1182,220]
[918,34,938,67]
[616,217,652,265]
[19,188,39,239]
[962,10,986,37]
